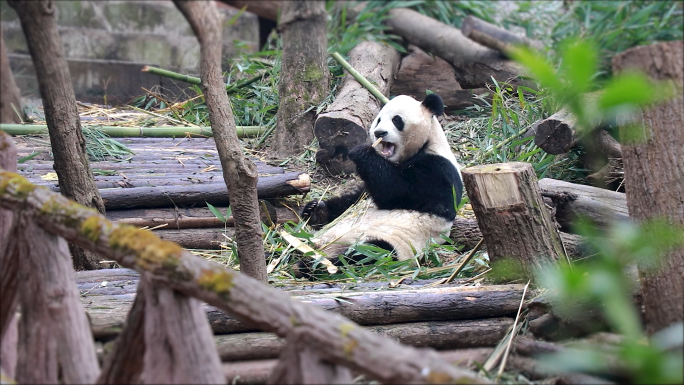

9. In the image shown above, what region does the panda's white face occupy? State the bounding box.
[368,95,433,164]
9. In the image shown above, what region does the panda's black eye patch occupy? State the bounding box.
[392,115,404,131]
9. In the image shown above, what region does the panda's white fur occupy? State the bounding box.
[299,94,463,275]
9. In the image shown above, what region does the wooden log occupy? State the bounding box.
[18,161,284,175]
[14,215,99,384]
[385,8,529,89]
[391,46,492,111]
[314,41,401,174]
[96,282,145,384]
[538,178,629,232]
[218,0,280,21]
[215,318,513,362]
[107,205,297,230]
[462,163,566,279]
[0,174,486,383]
[461,15,543,55]
[98,172,310,209]
[0,313,17,379]
[83,283,525,336]
[154,228,235,249]
[140,276,224,384]
[451,217,588,260]
[613,41,684,335]
[221,348,609,385]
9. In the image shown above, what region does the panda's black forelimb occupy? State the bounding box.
[300,184,365,228]
[349,143,462,221]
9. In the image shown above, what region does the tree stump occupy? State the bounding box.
[314,41,400,174]
[612,41,684,335]
[274,0,329,158]
[462,162,566,279]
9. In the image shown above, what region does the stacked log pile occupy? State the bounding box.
[13,136,309,249]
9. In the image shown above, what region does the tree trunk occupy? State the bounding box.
[96,283,145,384]
[611,41,684,335]
[8,0,105,270]
[268,330,354,385]
[462,163,566,279]
[461,15,544,55]
[97,172,309,209]
[274,0,329,158]
[314,41,400,174]
[0,132,19,380]
[174,0,267,282]
[538,178,629,232]
[386,8,528,89]
[0,177,486,384]
[14,214,99,384]
[140,276,224,384]
[0,30,22,124]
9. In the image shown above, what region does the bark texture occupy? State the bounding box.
[275,0,329,157]
[314,41,400,174]
[0,174,487,384]
[0,30,22,123]
[461,15,544,55]
[612,41,684,334]
[462,163,566,279]
[140,276,224,384]
[96,282,145,384]
[15,214,99,384]
[538,178,629,232]
[0,132,18,339]
[174,0,267,282]
[8,0,105,270]
[386,8,528,89]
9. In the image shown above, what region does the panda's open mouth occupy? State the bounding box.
[379,142,396,157]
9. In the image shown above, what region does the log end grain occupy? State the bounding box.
[314,114,368,174]
[533,119,575,155]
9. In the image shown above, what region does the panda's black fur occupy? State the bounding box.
[296,94,463,278]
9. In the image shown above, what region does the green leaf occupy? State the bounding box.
[206,202,226,223]
[510,46,564,94]
[561,39,598,94]
[598,72,657,111]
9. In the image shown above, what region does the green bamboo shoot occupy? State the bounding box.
[331,52,390,105]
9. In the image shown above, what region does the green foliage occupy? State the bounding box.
[536,219,684,383]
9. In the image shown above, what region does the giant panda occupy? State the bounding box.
[295,93,463,278]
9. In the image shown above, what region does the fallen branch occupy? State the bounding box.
[0,172,487,384]
[461,15,543,56]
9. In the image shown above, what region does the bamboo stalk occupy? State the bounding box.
[142,66,268,93]
[142,66,202,86]
[331,52,390,105]
[0,124,266,138]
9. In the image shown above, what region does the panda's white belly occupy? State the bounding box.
[312,202,453,262]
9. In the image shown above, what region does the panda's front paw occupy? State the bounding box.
[301,200,329,228]
[349,144,373,162]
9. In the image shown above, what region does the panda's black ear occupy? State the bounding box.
[422,93,444,116]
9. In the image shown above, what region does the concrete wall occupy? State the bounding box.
[1,0,259,105]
